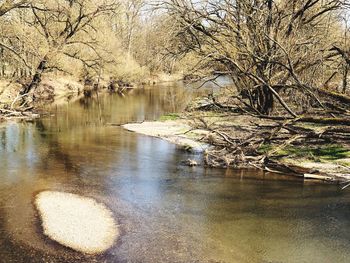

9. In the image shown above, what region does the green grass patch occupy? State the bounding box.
[258,144,350,161]
[298,123,326,129]
[339,160,350,167]
[158,113,180,121]
[258,144,274,153]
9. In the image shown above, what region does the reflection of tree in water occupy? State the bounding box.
[50,84,208,128]
[35,120,47,134]
[165,86,192,112]
[78,97,94,109]
[0,128,6,149]
[25,84,208,185]
[33,118,138,189]
[31,120,79,177]
[0,84,207,184]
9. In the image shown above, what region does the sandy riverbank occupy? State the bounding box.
[123,120,210,153]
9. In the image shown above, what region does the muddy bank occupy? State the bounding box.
[0,76,83,106]
[0,75,140,121]
[0,76,85,120]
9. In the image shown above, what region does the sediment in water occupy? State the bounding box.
[35,191,118,254]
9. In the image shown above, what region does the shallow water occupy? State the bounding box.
[0,83,350,263]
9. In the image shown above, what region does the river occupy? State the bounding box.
[0,83,349,263]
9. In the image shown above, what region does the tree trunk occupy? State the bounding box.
[256,85,274,115]
[0,47,4,77]
[21,56,47,95]
[343,65,349,94]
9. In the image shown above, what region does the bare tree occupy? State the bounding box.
[21,0,119,95]
[124,0,145,55]
[0,0,28,16]
[161,0,349,117]
[330,14,350,94]
[0,1,32,77]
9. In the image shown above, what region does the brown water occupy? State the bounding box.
[0,83,350,263]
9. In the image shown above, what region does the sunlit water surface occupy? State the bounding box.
[0,83,349,263]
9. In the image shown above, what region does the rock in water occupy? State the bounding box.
[35,191,118,254]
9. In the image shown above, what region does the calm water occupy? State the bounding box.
[0,83,350,263]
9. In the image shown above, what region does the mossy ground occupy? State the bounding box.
[259,144,350,162]
[153,108,350,176]
[158,113,180,121]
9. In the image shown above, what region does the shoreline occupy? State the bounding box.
[1,77,349,184]
[0,73,183,121]
[0,76,84,121]
[123,120,210,153]
[122,113,350,184]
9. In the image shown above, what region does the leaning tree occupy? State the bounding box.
[20,0,119,96]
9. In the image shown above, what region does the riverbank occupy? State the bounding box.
[0,76,84,121]
[0,72,185,121]
[123,119,210,153]
[123,111,350,183]
[0,75,140,121]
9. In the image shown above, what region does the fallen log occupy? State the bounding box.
[298,117,350,126]
[317,88,350,105]
[254,115,350,126]
[304,174,335,181]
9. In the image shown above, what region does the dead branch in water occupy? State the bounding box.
[0,108,38,119]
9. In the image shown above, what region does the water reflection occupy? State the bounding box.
[0,83,349,262]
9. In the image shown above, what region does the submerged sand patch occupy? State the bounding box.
[35,191,118,254]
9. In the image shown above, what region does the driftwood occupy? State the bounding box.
[317,88,350,105]
[297,117,350,126]
[0,108,39,119]
[192,106,350,183]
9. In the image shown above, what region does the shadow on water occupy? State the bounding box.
[0,83,350,263]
